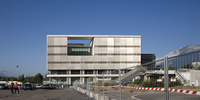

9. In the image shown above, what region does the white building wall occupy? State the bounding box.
[47,35,141,84]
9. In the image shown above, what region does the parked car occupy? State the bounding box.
[18,84,23,90]
[23,83,35,91]
[35,84,43,89]
[0,83,6,90]
[43,84,56,89]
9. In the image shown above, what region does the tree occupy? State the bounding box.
[34,73,43,83]
[133,79,141,85]
[181,64,193,69]
[0,77,5,81]
[18,74,25,82]
[9,77,15,81]
[169,66,176,70]
[25,76,31,82]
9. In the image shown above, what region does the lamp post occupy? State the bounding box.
[17,65,19,82]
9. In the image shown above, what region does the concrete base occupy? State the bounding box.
[74,87,110,100]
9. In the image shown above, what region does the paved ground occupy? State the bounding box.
[0,88,94,100]
[104,92,200,100]
[2,88,199,100]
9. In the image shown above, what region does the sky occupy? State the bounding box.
[0,0,200,77]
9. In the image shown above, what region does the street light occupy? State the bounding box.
[17,65,19,81]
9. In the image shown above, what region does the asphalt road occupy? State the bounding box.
[104,92,200,100]
[1,88,199,100]
[0,88,94,100]
[134,92,200,100]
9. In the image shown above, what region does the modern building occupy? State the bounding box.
[46,35,141,85]
[141,54,155,65]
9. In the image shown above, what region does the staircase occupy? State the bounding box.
[117,66,145,85]
[174,70,189,84]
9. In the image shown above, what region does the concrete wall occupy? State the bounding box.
[47,35,141,70]
[179,70,200,86]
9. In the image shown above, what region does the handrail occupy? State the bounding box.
[174,70,188,83]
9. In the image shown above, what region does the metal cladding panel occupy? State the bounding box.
[69,64,81,69]
[100,38,108,45]
[133,38,141,46]
[93,38,101,45]
[47,38,54,45]
[107,38,114,45]
[114,38,121,45]
[47,35,141,71]
[93,38,108,45]
[120,48,128,53]
[94,48,107,53]
[53,47,61,53]
[127,48,134,53]
[66,56,81,61]
[113,64,121,69]
[127,64,135,67]
[80,56,95,61]
[48,64,54,69]
[60,64,67,69]
[133,48,141,53]
[60,38,67,45]
[81,64,95,69]
[53,64,61,69]
[127,56,134,61]
[120,56,127,61]
[94,56,108,61]
[114,56,120,61]
[107,48,114,53]
[114,48,120,53]
[119,38,127,45]
[127,38,134,45]
[53,56,60,61]
[60,56,67,61]
[60,47,67,53]
[48,47,54,53]
[107,56,115,61]
[120,64,128,68]
[133,55,141,62]
[53,38,61,45]
[48,56,54,62]
[94,64,109,69]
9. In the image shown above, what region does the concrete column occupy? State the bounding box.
[123,70,125,74]
[49,78,51,82]
[82,77,85,83]
[93,70,95,75]
[80,77,84,83]
[147,76,150,81]
[67,77,69,84]
[93,77,96,82]
[69,70,71,74]
[83,70,85,75]
[69,77,71,84]
[144,76,147,81]
[66,77,68,84]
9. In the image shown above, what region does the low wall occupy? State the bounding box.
[74,87,110,100]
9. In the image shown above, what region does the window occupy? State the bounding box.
[71,70,80,74]
[84,70,93,74]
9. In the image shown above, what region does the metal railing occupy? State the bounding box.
[73,50,200,100]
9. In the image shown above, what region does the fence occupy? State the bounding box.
[73,50,200,100]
